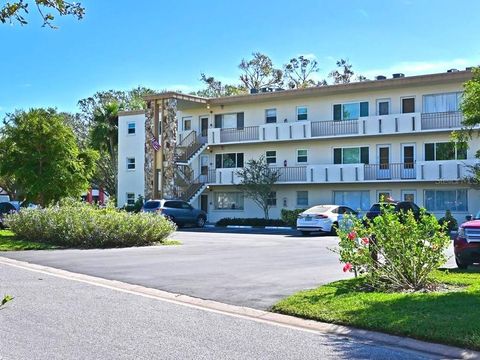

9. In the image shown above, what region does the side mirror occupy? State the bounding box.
[466,214,473,221]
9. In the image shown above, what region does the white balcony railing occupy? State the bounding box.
[207,112,465,145]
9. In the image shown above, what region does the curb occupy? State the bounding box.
[0,256,478,359]
[225,225,294,230]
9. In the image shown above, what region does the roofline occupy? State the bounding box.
[143,69,474,107]
[118,109,146,116]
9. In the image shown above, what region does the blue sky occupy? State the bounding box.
[1,0,479,118]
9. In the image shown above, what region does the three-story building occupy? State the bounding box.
[118,69,478,224]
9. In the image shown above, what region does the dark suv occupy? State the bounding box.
[365,201,422,222]
[141,199,207,227]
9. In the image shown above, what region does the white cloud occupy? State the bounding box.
[360,57,480,79]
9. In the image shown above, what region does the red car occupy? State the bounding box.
[454,220,480,268]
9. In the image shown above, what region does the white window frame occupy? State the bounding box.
[296,106,308,121]
[376,190,392,202]
[401,190,417,203]
[401,96,416,113]
[127,122,136,135]
[423,141,467,161]
[424,189,468,212]
[333,146,369,164]
[126,157,136,171]
[265,108,277,124]
[182,117,192,131]
[213,192,245,210]
[126,193,135,206]
[422,91,462,113]
[296,149,308,164]
[376,98,391,116]
[296,191,308,207]
[266,150,277,165]
[267,191,277,207]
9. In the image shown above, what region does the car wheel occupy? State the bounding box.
[330,222,338,236]
[196,216,206,228]
[455,257,470,269]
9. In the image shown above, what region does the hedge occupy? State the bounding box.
[5,199,176,248]
[280,208,306,227]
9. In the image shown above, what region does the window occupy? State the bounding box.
[266,151,277,164]
[126,193,135,206]
[334,191,370,211]
[267,191,277,206]
[296,191,308,206]
[126,157,135,170]
[127,122,136,135]
[333,147,369,164]
[297,106,308,121]
[424,142,466,161]
[214,113,244,129]
[333,102,368,121]
[297,149,308,163]
[377,191,392,202]
[402,97,415,113]
[266,108,277,123]
[401,190,416,203]
[377,99,390,115]
[214,192,244,210]
[183,117,192,131]
[424,189,467,211]
[423,92,462,113]
[215,153,244,168]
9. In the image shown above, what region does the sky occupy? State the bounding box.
[1,0,480,119]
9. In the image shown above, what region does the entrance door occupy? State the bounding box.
[401,144,416,179]
[200,195,208,213]
[199,155,209,182]
[200,117,209,142]
[377,145,391,179]
[402,97,415,113]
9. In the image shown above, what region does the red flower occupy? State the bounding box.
[343,262,353,272]
[361,237,369,245]
[347,231,357,240]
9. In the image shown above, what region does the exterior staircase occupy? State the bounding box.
[178,169,216,204]
[175,130,207,165]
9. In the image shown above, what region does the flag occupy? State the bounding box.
[151,136,161,151]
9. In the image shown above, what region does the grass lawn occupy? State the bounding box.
[0,229,57,251]
[272,269,480,350]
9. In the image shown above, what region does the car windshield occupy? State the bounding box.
[303,206,333,214]
[143,201,161,209]
[369,204,381,212]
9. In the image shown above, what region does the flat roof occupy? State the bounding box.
[140,69,473,110]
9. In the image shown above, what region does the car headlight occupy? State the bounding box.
[458,227,465,237]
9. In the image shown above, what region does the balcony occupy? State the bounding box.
[207,111,465,145]
[420,111,463,130]
[364,163,417,180]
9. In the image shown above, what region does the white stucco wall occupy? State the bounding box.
[117,113,146,206]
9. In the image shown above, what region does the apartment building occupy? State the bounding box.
[117,69,478,224]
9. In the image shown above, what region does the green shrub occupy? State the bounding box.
[281,208,306,227]
[335,204,450,292]
[438,209,458,232]
[5,199,176,248]
[216,217,287,227]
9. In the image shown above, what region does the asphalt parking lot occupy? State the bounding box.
[0,228,457,310]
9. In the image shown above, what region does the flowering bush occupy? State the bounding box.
[335,204,450,291]
[5,199,176,248]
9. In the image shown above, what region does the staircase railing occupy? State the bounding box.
[179,169,216,202]
[176,130,206,163]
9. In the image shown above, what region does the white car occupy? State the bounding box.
[296,205,358,236]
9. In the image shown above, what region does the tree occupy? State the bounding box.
[195,74,245,97]
[328,59,368,84]
[239,52,283,90]
[283,55,322,89]
[0,109,98,206]
[235,156,280,219]
[0,0,84,28]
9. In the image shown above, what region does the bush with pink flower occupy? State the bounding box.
[334,204,450,291]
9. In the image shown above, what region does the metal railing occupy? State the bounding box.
[420,111,463,130]
[364,163,416,180]
[272,166,307,182]
[176,130,206,163]
[179,169,216,202]
[311,120,359,137]
[220,126,259,143]
[178,130,196,147]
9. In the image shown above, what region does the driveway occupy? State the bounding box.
[0,228,457,310]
